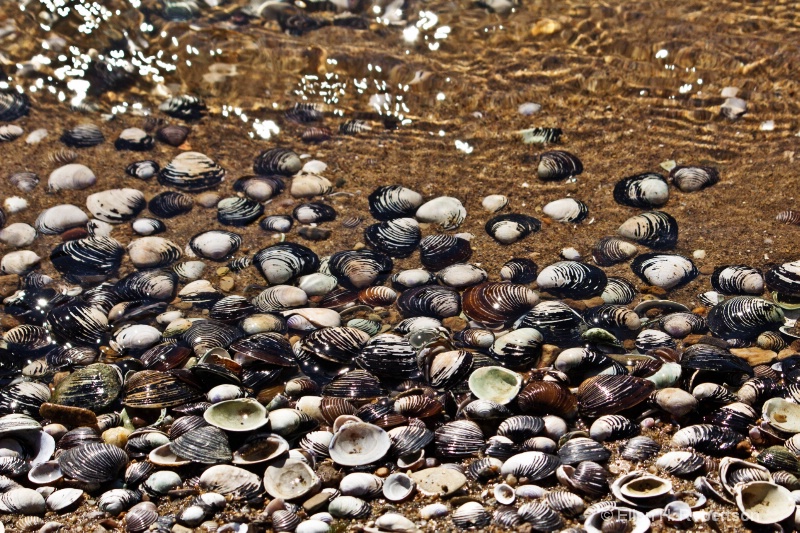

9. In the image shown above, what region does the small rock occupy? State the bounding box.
[173,525,195,533]
[196,192,221,208]
[693,249,706,259]
[410,467,467,497]
[375,513,417,532]
[298,226,332,241]
[640,285,668,297]
[698,265,714,275]
[419,503,449,520]
[39,403,98,428]
[102,427,131,448]
[530,18,562,36]
[219,276,235,291]
[442,316,467,331]
[375,467,390,478]
[517,103,541,116]
[730,347,777,366]
[538,344,560,368]
[302,492,332,515]
[779,348,800,361]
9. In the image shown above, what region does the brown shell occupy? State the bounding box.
[358,286,398,307]
[393,394,444,419]
[320,396,357,424]
[156,125,190,147]
[123,370,204,408]
[776,209,800,225]
[517,381,578,418]
[462,282,538,329]
[577,375,655,417]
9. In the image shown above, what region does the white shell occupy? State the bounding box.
[298,273,338,297]
[0,223,36,247]
[290,173,333,198]
[173,261,206,281]
[328,422,391,466]
[382,473,416,502]
[251,285,308,312]
[128,237,181,268]
[187,230,240,260]
[543,198,585,223]
[283,308,342,330]
[87,219,114,237]
[734,481,795,525]
[437,263,488,288]
[263,458,321,500]
[763,398,800,433]
[482,194,508,212]
[4,196,28,213]
[0,124,23,142]
[113,325,162,351]
[468,366,523,405]
[26,128,48,144]
[48,164,97,192]
[86,188,145,223]
[0,250,41,275]
[415,196,467,230]
[494,483,516,505]
[35,204,89,235]
[635,255,696,289]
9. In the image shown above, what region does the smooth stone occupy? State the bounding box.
[409,467,467,497]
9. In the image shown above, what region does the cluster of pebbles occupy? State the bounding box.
[2,88,800,533]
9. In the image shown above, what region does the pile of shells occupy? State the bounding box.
[2,99,800,533]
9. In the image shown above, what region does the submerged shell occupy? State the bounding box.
[613,173,669,208]
[631,253,699,290]
[536,261,607,299]
[542,198,589,223]
[86,189,146,223]
[368,185,424,220]
[711,265,764,295]
[159,152,225,191]
[669,165,719,192]
[537,150,583,181]
[618,211,678,249]
[415,197,467,230]
[485,214,541,244]
[48,164,97,192]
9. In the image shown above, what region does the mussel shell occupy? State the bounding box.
[707,296,784,341]
[123,370,204,408]
[293,202,336,224]
[170,425,231,464]
[188,230,242,261]
[577,375,655,417]
[765,261,800,299]
[0,91,31,122]
[254,243,320,286]
[558,437,611,465]
[612,173,669,208]
[418,235,472,270]
[601,277,638,305]
[500,258,538,284]
[47,303,108,346]
[322,370,386,400]
[617,210,678,249]
[368,185,423,220]
[592,237,638,267]
[542,198,589,224]
[396,285,461,319]
[159,95,206,120]
[682,343,754,377]
[302,326,371,365]
[126,160,159,180]
[60,123,104,148]
[434,420,484,459]
[671,424,747,455]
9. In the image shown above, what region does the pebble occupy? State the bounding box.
[302,492,332,514]
[693,249,706,259]
[409,467,466,497]
[730,347,777,366]
[517,102,541,115]
[219,276,235,291]
[102,427,131,448]
[196,192,221,208]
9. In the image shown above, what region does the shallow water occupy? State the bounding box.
[1,0,800,531]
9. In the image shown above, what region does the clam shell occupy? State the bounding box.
[669,165,719,192]
[462,282,539,329]
[485,213,541,244]
[613,173,669,208]
[148,191,193,218]
[415,196,466,230]
[58,443,128,483]
[48,164,97,192]
[369,185,423,220]
[618,210,678,249]
[253,147,302,176]
[577,375,655,417]
[542,198,589,223]
[264,457,320,500]
[536,261,607,299]
[631,252,698,289]
[159,151,225,191]
[537,150,583,181]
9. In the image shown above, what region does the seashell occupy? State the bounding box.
[763,398,800,433]
[0,487,46,515]
[462,282,538,329]
[0,250,40,275]
[517,381,577,418]
[26,128,47,144]
[230,332,293,366]
[159,152,225,191]
[0,90,31,121]
[517,501,564,529]
[292,202,336,226]
[601,277,638,304]
[485,214,541,244]
[765,260,800,299]
[418,234,471,270]
[711,265,764,295]
[322,370,385,400]
[489,328,544,368]
[126,160,159,180]
[35,204,89,236]
[159,94,206,120]
[660,312,706,338]
[542,198,589,223]
[57,443,127,483]
[482,194,508,212]
[592,236,638,267]
[577,375,655,417]
[452,502,490,528]
[199,464,262,500]
[558,437,611,465]
[398,286,461,320]
[260,215,294,233]
[635,329,676,352]
[230,177,283,205]
[327,495,371,519]
[734,481,795,525]
[9,171,39,192]
[232,433,289,465]
[707,296,784,341]
[584,506,650,533]
[48,147,78,165]
[290,173,333,197]
[537,150,583,181]
[85,188,146,224]
[517,301,587,344]
[498,451,560,482]
[589,415,638,442]
[433,420,484,460]
[620,436,661,462]
[631,252,698,289]
[264,457,321,500]
[170,425,231,464]
[519,127,562,144]
[613,173,669,208]
[776,209,800,225]
[216,196,264,226]
[113,324,161,352]
[329,249,393,289]
[59,123,104,148]
[0,124,23,142]
[367,185,423,221]
[286,102,323,123]
[187,230,242,261]
[415,196,467,230]
[618,210,678,249]
[97,488,140,515]
[356,333,419,379]
[339,119,372,134]
[536,261,607,299]
[128,237,181,268]
[756,446,799,473]
[468,366,523,406]
[302,326,370,365]
[669,165,719,192]
[584,304,641,333]
[364,218,421,258]
[339,472,383,499]
[671,424,747,455]
[682,343,753,377]
[114,128,154,151]
[254,243,320,285]
[500,258,538,284]
[204,398,268,432]
[382,472,415,502]
[148,191,193,218]
[48,164,97,192]
[545,490,585,517]
[253,147,303,176]
[131,218,166,236]
[655,451,705,476]
[156,124,190,146]
[756,331,786,352]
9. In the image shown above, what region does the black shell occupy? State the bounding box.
[293,202,337,224]
[711,265,764,295]
[329,249,393,289]
[434,420,484,459]
[285,103,323,123]
[536,261,607,299]
[60,124,105,148]
[612,173,669,208]
[259,215,294,233]
[302,326,371,364]
[50,237,124,284]
[180,320,244,352]
[47,303,109,346]
[0,91,31,122]
[630,252,699,290]
[368,185,423,221]
[500,258,538,284]
[253,243,320,285]
[253,147,302,176]
[356,334,420,379]
[681,343,755,376]
[233,175,285,202]
[148,192,193,218]
[126,160,160,180]
[364,218,421,258]
[485,214,541,245]
[707,296,784,341]
[188,230,242,261]
[517,301,587,345]
[217,197,264,226]
[159,95,207,120]
[230,332,294,366]
[156,125,190,146]
[159,152,225,192]
[396,285,461,319]
[765,261,800,299]
[114,128,154,151]
[58,443,128,483]
[592,236,638,267]
[537,150,583,181]
[584,304,640,333]
[418,235,472,270]
[114,270,178,301]
[322,370,386,400]
[617,210,678,250]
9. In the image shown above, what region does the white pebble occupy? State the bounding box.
[25,128,48,144]
[518,102,541,115]
[760,120,775,131]
[692,249,706,259]
[560,247,581,260]
[4,196,28,213]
